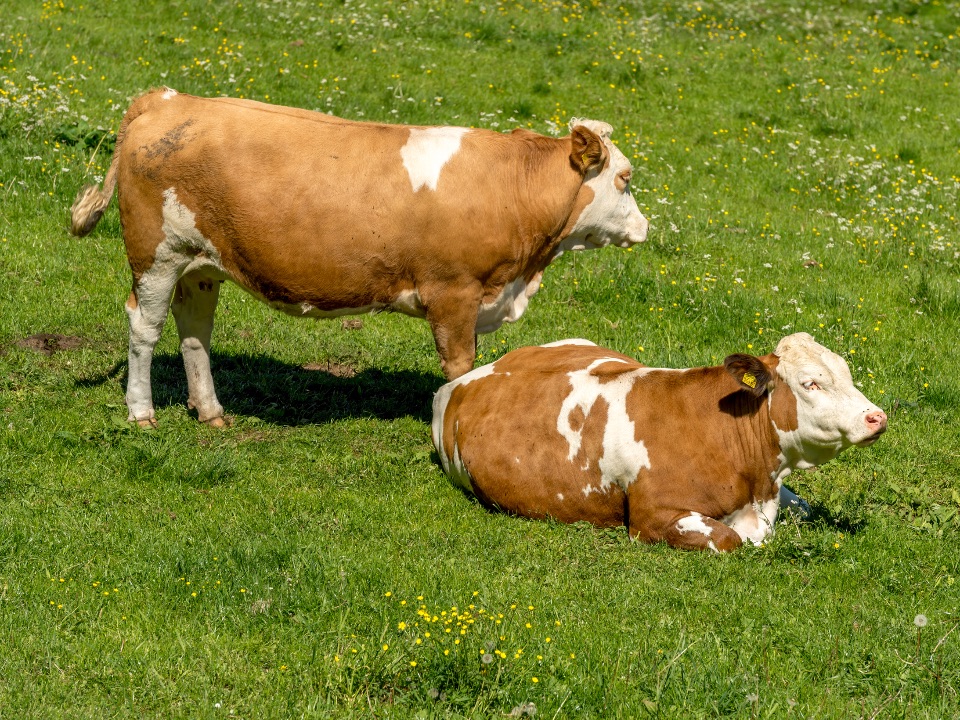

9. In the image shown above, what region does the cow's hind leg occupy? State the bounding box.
[125,273,179,428]
[171,272,228,427]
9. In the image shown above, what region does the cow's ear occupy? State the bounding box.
[570,125,606,174]
[723,354,772,397]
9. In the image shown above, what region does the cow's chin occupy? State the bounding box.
[556,233,606,253]
[855,432,884,448]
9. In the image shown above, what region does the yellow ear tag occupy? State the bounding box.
[742,372,757,389]
[581,153,590,168]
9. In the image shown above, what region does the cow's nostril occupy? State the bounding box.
[865,410,888,432]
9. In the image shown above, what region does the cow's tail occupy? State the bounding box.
[69,160,118,237]
[69,89,160,237]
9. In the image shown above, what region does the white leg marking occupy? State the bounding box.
[677,513,721,553]
[722,497,780,545]
[677,512,714,537]
[126,293,169,424]
[126,188,225,423]
[401,127,469,192]
[171,275,223,422]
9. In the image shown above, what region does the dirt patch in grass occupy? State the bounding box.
[302,361,357,378]
[15,333,86,356]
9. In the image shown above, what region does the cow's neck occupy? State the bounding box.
[718,385,785,500]
[765,379,806,484]
[517,147,598,276]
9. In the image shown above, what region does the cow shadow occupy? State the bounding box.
[77,352,444,425]
[803,502,868,535]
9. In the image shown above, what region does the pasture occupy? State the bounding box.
[1,0,958,716]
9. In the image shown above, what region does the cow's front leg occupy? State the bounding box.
[424,286,483,380]
[631,509,743,553]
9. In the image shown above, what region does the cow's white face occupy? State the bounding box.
[559,120,649,253]
[774,332,887,469]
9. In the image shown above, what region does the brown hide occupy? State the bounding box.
[118,92,587,307]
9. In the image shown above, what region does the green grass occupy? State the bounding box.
[2,0,959,717]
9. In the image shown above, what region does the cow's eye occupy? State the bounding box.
[616,170,632,191]
[801,380,820,391]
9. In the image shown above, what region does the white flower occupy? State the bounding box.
[914,614,928,628]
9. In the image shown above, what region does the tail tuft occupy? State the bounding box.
[70,184,111,237]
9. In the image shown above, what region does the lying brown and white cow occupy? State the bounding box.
[431,333,887,551]
[70,89,648,427]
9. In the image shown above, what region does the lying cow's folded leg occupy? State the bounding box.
[425,287,483,381]
[171,272,227,426]
[666,512,744,552]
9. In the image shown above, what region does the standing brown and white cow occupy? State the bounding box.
[432,333,887,552]
[70,89,648,427]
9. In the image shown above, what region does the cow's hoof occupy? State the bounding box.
[203,415,234,429]
[135,417,158,429]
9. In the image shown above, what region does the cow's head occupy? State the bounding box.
[724,332,887,472]
[556,119,649,253]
